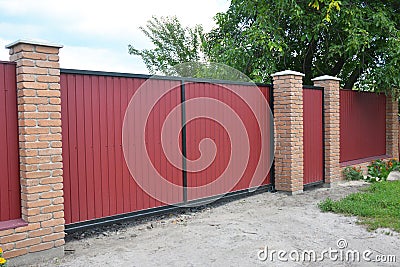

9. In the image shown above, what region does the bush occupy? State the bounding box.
[367,158,400,182]
[342,166,364,180]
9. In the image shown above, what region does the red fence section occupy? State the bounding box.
[0,62,21,222]
[61,73,182,224]
[340,90,386,163]
[185,83,272,201]
[303,88,324,185]
[61,71,273,225]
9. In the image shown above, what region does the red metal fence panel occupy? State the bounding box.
[340,90,386,163]
[303,88,324,185]
[61,73,183,224]
[0,61,21,222]
[185,83,272,201]
[61,71,273,225]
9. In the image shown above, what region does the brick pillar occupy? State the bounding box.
[312,75,341,185]
[386,97,399,158]
[272,70,304,194]
[1,40,64,261]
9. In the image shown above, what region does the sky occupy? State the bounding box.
[0,0,230,74]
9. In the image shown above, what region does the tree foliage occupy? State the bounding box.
[129,1,400,95]
[128,16,205,76]
[205,0,400,95]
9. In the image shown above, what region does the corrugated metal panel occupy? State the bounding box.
[61,73,183,224]
[340,90,386,163]
[185,83,272,201]
[0,62,21,222]
[303,88,324,185]
[62,72,273,224]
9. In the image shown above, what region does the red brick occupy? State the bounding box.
[38,120,61,127]
[3,248,28,259]
[42,232,64,242]
[41,218,64,228]
[22,171,51,179]
[28,227,53,238]
[15,223,40,233]
[41,190,63,199]
[0,232,27,243]
[36,75,60,83]
[40,176,63,185]
[41,204,63,213]
[54,239,65,247]
[27,213,52,223]
[13,44,34,53]
[53,211,64,219]
[0,229,15,237]
[35,46,60,54]
[15,237,42,248]
[36,61,59,69]
[29,241,54,253]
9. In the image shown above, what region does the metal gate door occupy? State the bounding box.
[0,61,21,222]
[303,87,324,186]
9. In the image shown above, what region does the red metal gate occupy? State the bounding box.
[185,82,272,201]
[303,87,324,185]
[61,72,182,224]
[340,90,386,163]
[61,70,273,226]
[0,61,21,222]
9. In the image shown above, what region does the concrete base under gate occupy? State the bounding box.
[6,247,64,267]
[278,189,304,195]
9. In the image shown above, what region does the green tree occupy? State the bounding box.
[128,16,206,76]
[205,0,400,95]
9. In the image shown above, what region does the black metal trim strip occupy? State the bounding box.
[269,84,276,191]
[60,68,272,88]
[321,86,326,185]
[65,184,272,233]
[303,180,324,188]
[340,88,385,94]
[0,61,16,65]
[180,80,188,203]
[302,85,324,90]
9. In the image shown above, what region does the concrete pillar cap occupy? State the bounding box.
[311,75,341,81]
[271,70,305,77]
[5,39,63,49]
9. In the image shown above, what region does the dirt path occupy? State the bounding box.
[34,181,399,266]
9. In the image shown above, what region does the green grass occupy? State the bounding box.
[319,181,400,232]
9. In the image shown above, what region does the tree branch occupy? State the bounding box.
[330,56,346,76]
[344,67,362,89]
[303,39,316,83]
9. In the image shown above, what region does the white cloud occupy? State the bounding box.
[59,45,148,73]
[0,0,230,73]
[0,38,12,61]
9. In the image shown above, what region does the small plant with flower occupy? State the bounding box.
[342,166,364,180]
[0,247,7,267]
[367,158,400,182]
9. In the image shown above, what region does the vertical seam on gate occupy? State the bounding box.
[180,80,188,203]
[269,83,276,191]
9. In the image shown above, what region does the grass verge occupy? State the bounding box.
[319,181,400,232]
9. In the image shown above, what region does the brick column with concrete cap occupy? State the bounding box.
[312,75,341,185]
[272,70,305,194]
[0,40,64,263]
[386,97,399,158]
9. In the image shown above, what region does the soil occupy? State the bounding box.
[26,181,400,266]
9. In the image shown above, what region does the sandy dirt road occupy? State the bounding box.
[24,181,399,266]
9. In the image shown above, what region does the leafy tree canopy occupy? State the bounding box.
[128,16,205,77]
[129,1,400,96]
